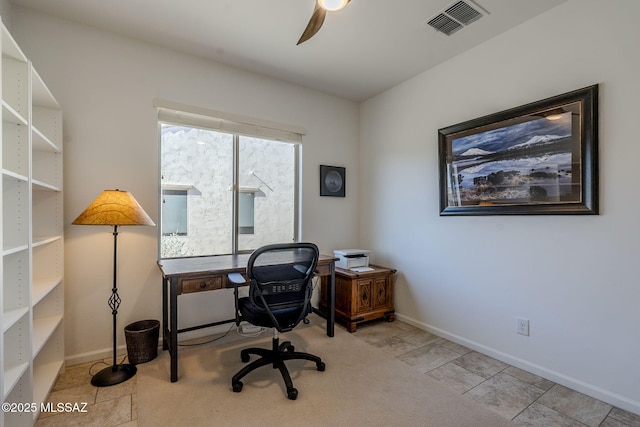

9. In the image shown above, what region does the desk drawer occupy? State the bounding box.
[181,276,223,293]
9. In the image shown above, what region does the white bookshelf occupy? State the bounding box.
[1,19,64,427]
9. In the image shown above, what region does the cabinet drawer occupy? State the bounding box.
[181,276,222,293]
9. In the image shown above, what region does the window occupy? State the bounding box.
[238,191,255,235]
[158,106,302,259]
[161,189,188,236]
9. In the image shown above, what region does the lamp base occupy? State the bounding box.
[91,364,137,387]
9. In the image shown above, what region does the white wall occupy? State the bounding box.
[360,0,640,414]
[11,7,360,363]
[0,0,11,30]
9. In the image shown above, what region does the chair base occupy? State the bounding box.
[231,336,325,400]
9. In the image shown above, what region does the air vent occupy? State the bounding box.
[446,1,482,25]
[425,0,486,36]
[427,14,463,36]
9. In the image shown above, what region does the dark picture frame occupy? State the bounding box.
[438,85,598,216]
[320,165,346,197]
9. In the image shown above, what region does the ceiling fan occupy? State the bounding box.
[297,0,351,45]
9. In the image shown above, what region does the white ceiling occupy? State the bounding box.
[10,0,566,102]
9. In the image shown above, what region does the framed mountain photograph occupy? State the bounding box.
[438,85,598,216]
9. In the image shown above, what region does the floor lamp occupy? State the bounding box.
[73,189,155,387]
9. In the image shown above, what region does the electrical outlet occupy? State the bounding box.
[517,318,530,336]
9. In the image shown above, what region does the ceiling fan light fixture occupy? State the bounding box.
[318,0,349,12]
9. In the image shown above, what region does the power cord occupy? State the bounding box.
[178,323,236,346]
[88,354,129,377]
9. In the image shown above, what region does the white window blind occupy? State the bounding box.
[154,99,305,143]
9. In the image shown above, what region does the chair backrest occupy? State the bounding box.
[246,242,319,332]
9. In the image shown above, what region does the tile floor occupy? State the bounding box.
[35,356,137,427]
[36,319,640,427]
[354,320,640,427]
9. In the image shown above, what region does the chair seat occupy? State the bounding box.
[238,297,305,330]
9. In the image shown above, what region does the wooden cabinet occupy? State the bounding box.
[1,20,64,427]
[320,265,395,332]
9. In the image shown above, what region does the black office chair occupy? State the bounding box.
[228,242,326,400]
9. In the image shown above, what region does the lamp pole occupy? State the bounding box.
[91,223,137,387]
[109,225,121,371]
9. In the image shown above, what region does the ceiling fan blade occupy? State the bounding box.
[297,4,327,45]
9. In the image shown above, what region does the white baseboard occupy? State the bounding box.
[395,313,640,416]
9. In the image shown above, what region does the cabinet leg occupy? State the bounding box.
[346,322,357,333]
[386,313,395,322]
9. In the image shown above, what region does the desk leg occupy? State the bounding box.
[162,277,168,351]
[170,278,179,382]
[327,263,335,337]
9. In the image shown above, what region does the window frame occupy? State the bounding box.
[156,105,303,260]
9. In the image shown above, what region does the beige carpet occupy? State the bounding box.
[137,320,513,427]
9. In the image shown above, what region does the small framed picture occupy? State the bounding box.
[320,165,345,197]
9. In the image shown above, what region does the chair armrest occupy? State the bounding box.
[293,264,310,275]
[228,272,246,285]
[228,272,246,326]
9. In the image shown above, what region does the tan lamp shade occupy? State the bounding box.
[72,189,155,226]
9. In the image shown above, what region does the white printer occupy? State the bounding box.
[334,249,370,270]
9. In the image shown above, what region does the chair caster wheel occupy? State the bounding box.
[241,353,250,363]
[317,361,326,371]
[287,387,298,400]
[287,345,295,353]
[232,381,243,393]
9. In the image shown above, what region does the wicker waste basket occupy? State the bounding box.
[124,319,160,365]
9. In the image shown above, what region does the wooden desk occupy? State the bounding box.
[157,253,337,382]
